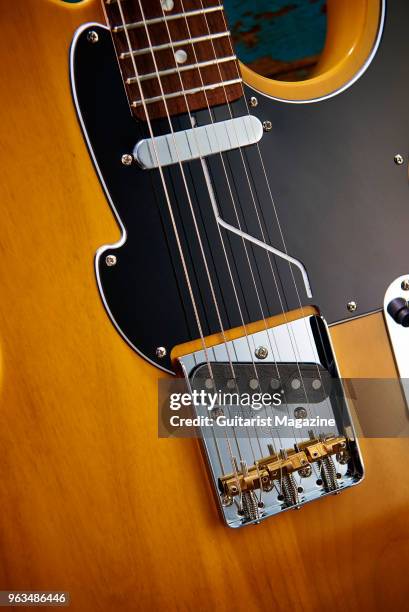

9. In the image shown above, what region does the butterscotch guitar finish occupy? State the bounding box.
[1,0,409,610]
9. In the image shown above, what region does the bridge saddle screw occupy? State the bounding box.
[394,154,404,165]
[255,346,268,359]
[347,301,357,312]
[249,96,258,108]
[121,154,134,166]
[402,279,409,291]
[105,254,117,267]
[262,120,272,132]
[87,30,99,44]
[156,346,167,359]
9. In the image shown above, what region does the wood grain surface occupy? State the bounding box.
[0,1,408,610]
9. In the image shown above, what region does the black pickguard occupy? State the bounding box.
[71,1,409,372]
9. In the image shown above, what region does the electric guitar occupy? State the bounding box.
[1,0,409,609]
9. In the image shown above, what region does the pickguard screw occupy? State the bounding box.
[402,279,409,291]
[294,406,307,419]
[255,346,268,359]
[262,120,272,132]
[121,154,133,166]
[87,30,99,44]
[156,346,167,359]
[347,301,357,312]
[105,254,117,267]
[394,154,404,165]
[249,96,258,108]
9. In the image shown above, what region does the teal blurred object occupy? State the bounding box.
[224,0,327,78]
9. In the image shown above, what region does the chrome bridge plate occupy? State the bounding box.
[177,315,364,528]
[133,115,263,169]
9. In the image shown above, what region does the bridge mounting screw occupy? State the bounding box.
[105,254,117,267]
[87,30,99,44]
[156,346,167,359]
[347,300,357,312]
[249,96,258,108]
[402,279,409,291]
[255,346,268,359]
[121,154,134,166]
[262,120,272,132]
[394,154,404,165]
[294,406,307,419]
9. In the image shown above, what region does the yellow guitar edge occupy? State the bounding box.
[240,0,382,102]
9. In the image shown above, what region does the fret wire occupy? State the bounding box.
[126,55,237,84]
[120,31,231,59]
[113,6,223,33]
[131,78,242,106]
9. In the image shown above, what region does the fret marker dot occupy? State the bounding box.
[291,378,301,390]
[161,0,174,11]
[175,49,188,64]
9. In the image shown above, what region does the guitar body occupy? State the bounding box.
[1,1,408,610]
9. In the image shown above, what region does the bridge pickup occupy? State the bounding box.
[133,115,263,169]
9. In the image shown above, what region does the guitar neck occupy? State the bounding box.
[103,0,243,120]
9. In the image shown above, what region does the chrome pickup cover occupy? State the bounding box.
[133,115,263,169]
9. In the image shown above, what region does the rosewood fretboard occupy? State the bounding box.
[103,0,243,120]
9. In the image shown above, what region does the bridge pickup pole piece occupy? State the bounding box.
[133,115,263,169]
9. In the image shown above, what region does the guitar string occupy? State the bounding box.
[114,0,245,498]
[197,0,334,450]
[118,0,306,500]
[135,0,304,501]
[173,0,314,460]
[155,2,307,464]
[215,3,333,436]
[110,0,226,466]
[134,0,279,483]
[160,0,331,492]
[157,0,281,468]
